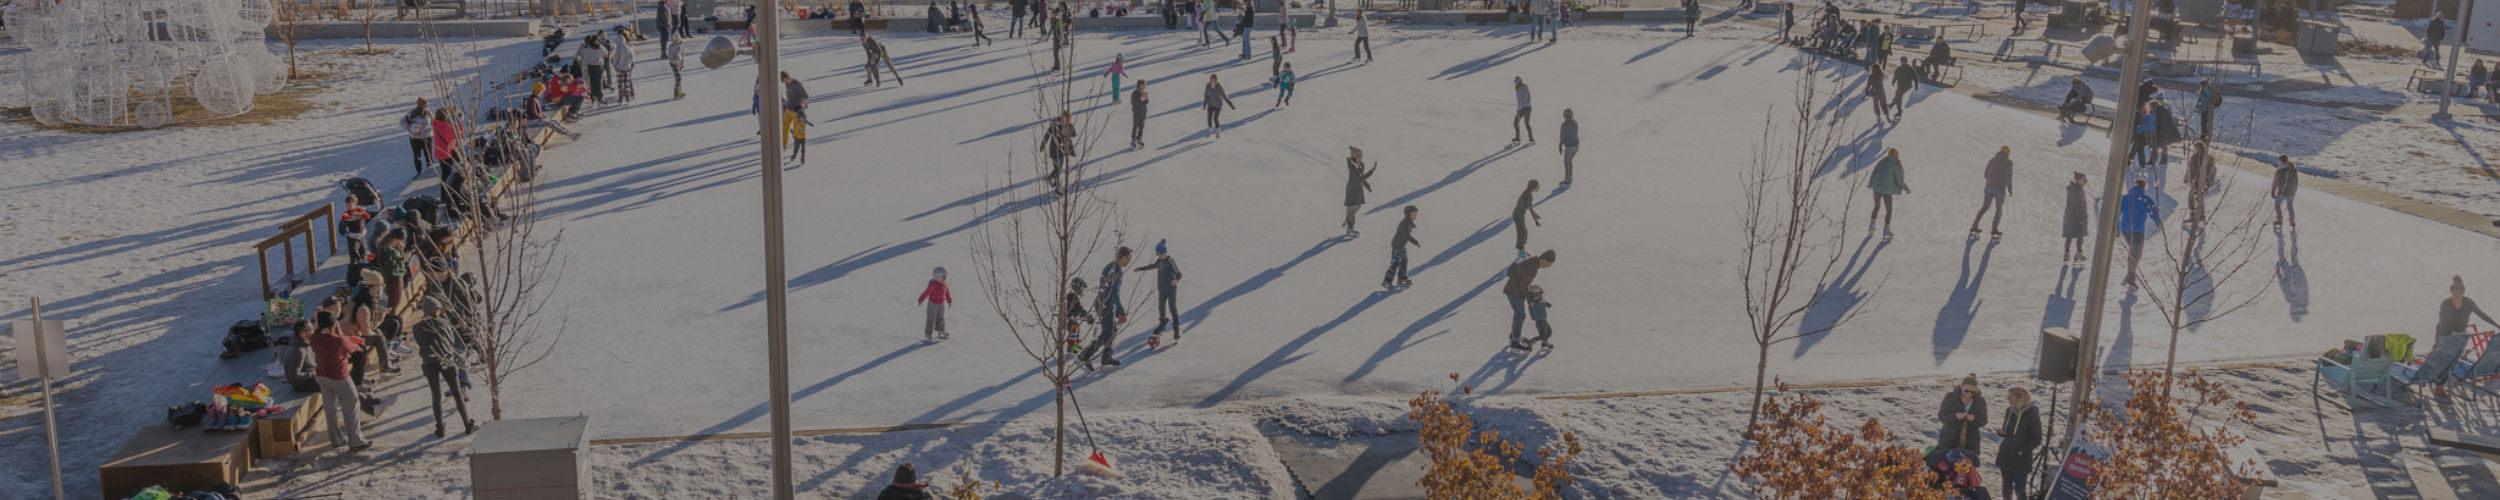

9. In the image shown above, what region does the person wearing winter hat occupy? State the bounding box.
[1384,206,1420,289]
[876,463,933,500]
[1503,250,1555,349]
[918,267,954,342]
[2439,276,2497,338]
[1344,147,1377,236]
[1134,240,1185,339]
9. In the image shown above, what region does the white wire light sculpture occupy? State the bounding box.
[6,0,286,128]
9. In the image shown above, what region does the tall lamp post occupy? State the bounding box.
[2436,0,2478,121]
[750,1,796,498]
[2065,0,2160,457]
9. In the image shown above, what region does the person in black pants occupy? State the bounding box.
[1384,206,1420,288]
[1129,79,1150,148]
[1134,240,1184,339]
[411,299,476,437]
[1204,74,1235,138]
[1994,386,2044,500]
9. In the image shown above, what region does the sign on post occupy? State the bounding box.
[14,320,68,380]
[2045,440,2113,500]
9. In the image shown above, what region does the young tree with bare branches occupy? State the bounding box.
[2137,141,2274,391]
[274,0,312,78]
[347,0,390,53]
[964,49,1150,478]
[1737,69,1877,432]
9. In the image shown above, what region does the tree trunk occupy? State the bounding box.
[1746,342,1769,435]
[1054,382,1066,477]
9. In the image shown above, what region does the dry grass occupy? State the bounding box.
[2342,38,2418,58]
[0,70,344,133]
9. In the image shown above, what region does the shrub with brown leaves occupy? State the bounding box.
[1732,380,1957,500]
[1407,373,1581,499]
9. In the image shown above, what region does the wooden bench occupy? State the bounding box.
[2412,67,2467,94]
[2150,56,2259,77]
[255,204,337,300]
[1927,21,1984,39]
[1998,34,2081,62]
[98,425,252,499]
[395,0,467,19]
[2429,427,2500,459]
[2315,355,2396,408]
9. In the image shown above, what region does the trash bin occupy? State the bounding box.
[469,416,591,500]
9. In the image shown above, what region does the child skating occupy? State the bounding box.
[1133,240,1184,346]
[1107,54,1130,102]
[917,267,954,342]
[1523,284,1555,350]
[1344,146,1377,237]
[1384,205,1420,289]
[1204,74,1236,139]
[1274,63,1296,108]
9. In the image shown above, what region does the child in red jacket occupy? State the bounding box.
[917,267,953,342]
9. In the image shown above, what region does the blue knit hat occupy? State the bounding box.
[1156,239,1167,255]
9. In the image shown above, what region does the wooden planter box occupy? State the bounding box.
[99,425,252,499]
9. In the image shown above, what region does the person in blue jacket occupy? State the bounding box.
[2118,178,2160,287]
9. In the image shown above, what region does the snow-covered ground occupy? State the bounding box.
[6,19,2500,498]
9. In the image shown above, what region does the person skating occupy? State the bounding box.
[1891,57,1916,116]
[1513,179,1543,252]
[1268,36,1286,80]
[1107,54,1130,102]
[1558,109,1580,185]
[1205,74,1236,138]
[1936,375,1989,458]
[1009,0,1029,37]
[1352,9,1373,62]
[877,464,935,500]
[2061,172,2090,263]
[1682,0,1699,34]
[402,98,433,178]
[1868,148,1908,238]
[309,313,373,451]
[2195,76,2221,141]
[1044,110,1076,190]
[780,71,809,158]
[1344,147,1378,236]
[1130,79,1151,148]
[2428,16,2449,65]
[1279,0,1296,52]
[411,299,476,437]
[1994,385,2044,500]
[1512,77,1535,144]
[1274,63,1297,107]
[1385,205,1420,289]
[579,35,610,104]
[863,34,906,87]
[1504,250,1556,350]
[1866,62,1893,121]
[2012,0,2031,32]
[2440,276,2498,339]
[665,34,687,99]
[2270,154,2299,228]
[973,8,994,45]
[2118,179,2159,287]
[1061,277,1091,363]
[1237,0,1257,59]
[1969,146,2013,239]
[1523,284,1555,349]
[1078,247,1135,367]
[1134,240,1185,342]
[918,267,954,342]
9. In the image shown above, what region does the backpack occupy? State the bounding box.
[222,320,271,354]
[166,401,208,427]
[402,195,443,225]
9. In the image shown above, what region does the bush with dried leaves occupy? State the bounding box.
[1407,373,1580,499]
[1732,380,1957,500]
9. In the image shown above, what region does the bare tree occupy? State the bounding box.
[348,0,389,53]
[417,25,572,420]
[274,0,311,78]
[2138,140,2273,393]
[1736,69,1875,433]
[964,49,1145,477]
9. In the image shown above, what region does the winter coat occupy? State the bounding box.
[1995,404,2043,470]
[403,111,433,139]
[1560,119,1579,147]
[377,246,409,277]
[579,44,609,67]
[2062,182,2090,239]
[431,119,461,160]
[1132,88,1149,121]
[1503,258,1542,299]
[2064,84,2094,107]
[917,279,953,306]
[2151,102,2179,145]
[1392,218,1419,251]
[308,332,364,380]
[2478,62,2492,83]
[1096,262,1126,320]
[1136,256,1182,294]
[1513,190,1535,222]
[1516,85,1532,110]
[1044,120,1075,157]
[876,484,934,500]
[1278,71,1295,91]
[784,79,809,111]
[1345,159,1373,206]
[1982,152,2012,193]
[1205,83,1234,109]
[2271,162,2299,197]
[1064,290,1091,327]
[2117,185,2158,234]
[1869,157,1907,196]
[1935,389,1988,454]
[412,317,464,363]
[611,38,634,68]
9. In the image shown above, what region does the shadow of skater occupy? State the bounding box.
[1933,238,1998,365]
[1796,233,1890,357]
[2276,228,2309,321]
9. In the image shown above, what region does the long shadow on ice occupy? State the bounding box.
[1431,41,1551,81]
[1931,238,1997,365]
[629,342,929,467]
[1366,146,1525,215]
[1795,233,1889,357]
[1196,290,1395,407]
[1177,237,1345,333]
[1345,272,1505,384]
[2276,229,2308,322]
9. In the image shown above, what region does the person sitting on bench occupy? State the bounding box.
[2056,77,2093,123]
[1922,39,1953,73]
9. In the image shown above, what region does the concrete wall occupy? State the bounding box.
[1406,9,1681,25]
[266,19,540,39]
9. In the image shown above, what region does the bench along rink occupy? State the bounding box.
[507,33,2500,444]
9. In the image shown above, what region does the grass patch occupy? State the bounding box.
[0,70,344,133]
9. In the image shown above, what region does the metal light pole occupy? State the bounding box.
[2436,1,2477,121]
[751,3,796,499]
[2065,0,2159,458]
[31,298,65,500]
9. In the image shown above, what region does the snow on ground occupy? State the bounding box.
[5,19,2500,498]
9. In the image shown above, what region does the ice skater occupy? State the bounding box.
[1682,0,1699,34]
[579,35,609,104]
[1205,74,1236,138]
[402,99,433,178]
[1062,277,1090,359]
[1107,54,1130,102]
[1352,10,1373,62]
[780,72,809,156]
[1866,62,1893,121]
[973,9,994,45]
[1513,179,1543,253]
[665,35,686,99]
[1278,0,1296,52]
[1077,247,1134,367]
[610,27,637,103]
[1010,0,1029,37]
[2061,172,2089,263]
[1523,284,1555,349]
[1130,79,1150,149]
[1385,205,1420,289]
[1344,147,1378,236]
[1891,57,1916,116]
[918,267,954,342]
[1134,240,1184,343]
[1868,148,1908,238]
[1044,110,1076,190]
[1269,36,1286,79]
[1969,147,2013,239]
[863,34,906,87]
[1274,63,1297,107]
[2118,179,2159,287]
[1504,250,1556,350]
[1558,109,1579,185]
[1511,77,1535,144]
[1237,3,1256,59]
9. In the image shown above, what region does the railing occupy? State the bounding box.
[255,203,338,300]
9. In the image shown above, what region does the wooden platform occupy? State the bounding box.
[98,425,252,499]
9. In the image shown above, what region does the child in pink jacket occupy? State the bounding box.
[917,267,954,342]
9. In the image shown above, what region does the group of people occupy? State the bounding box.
[1928,375,2046,499]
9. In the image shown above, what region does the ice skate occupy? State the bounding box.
[1989,231,2002,241]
